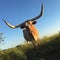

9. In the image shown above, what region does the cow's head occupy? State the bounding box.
[3,4,44,44]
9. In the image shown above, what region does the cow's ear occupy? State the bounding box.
[32,21,37,24]
[20,25,26,29]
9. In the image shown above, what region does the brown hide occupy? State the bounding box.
[23,21,39,43]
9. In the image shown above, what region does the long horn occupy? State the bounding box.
[30,4,44,21]
[3,19,20,28]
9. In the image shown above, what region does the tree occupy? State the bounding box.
[0,33,5,44]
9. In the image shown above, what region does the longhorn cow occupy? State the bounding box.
[3,4,44,45]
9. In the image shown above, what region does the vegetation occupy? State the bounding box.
[0,32,60,60]
[0,33,4,43]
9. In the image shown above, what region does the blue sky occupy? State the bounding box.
[0,0,60,50]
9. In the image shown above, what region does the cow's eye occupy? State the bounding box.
[32,21,37,24]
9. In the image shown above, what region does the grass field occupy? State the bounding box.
[0,32,60,60]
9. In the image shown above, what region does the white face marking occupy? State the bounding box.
[25,22,28,26]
